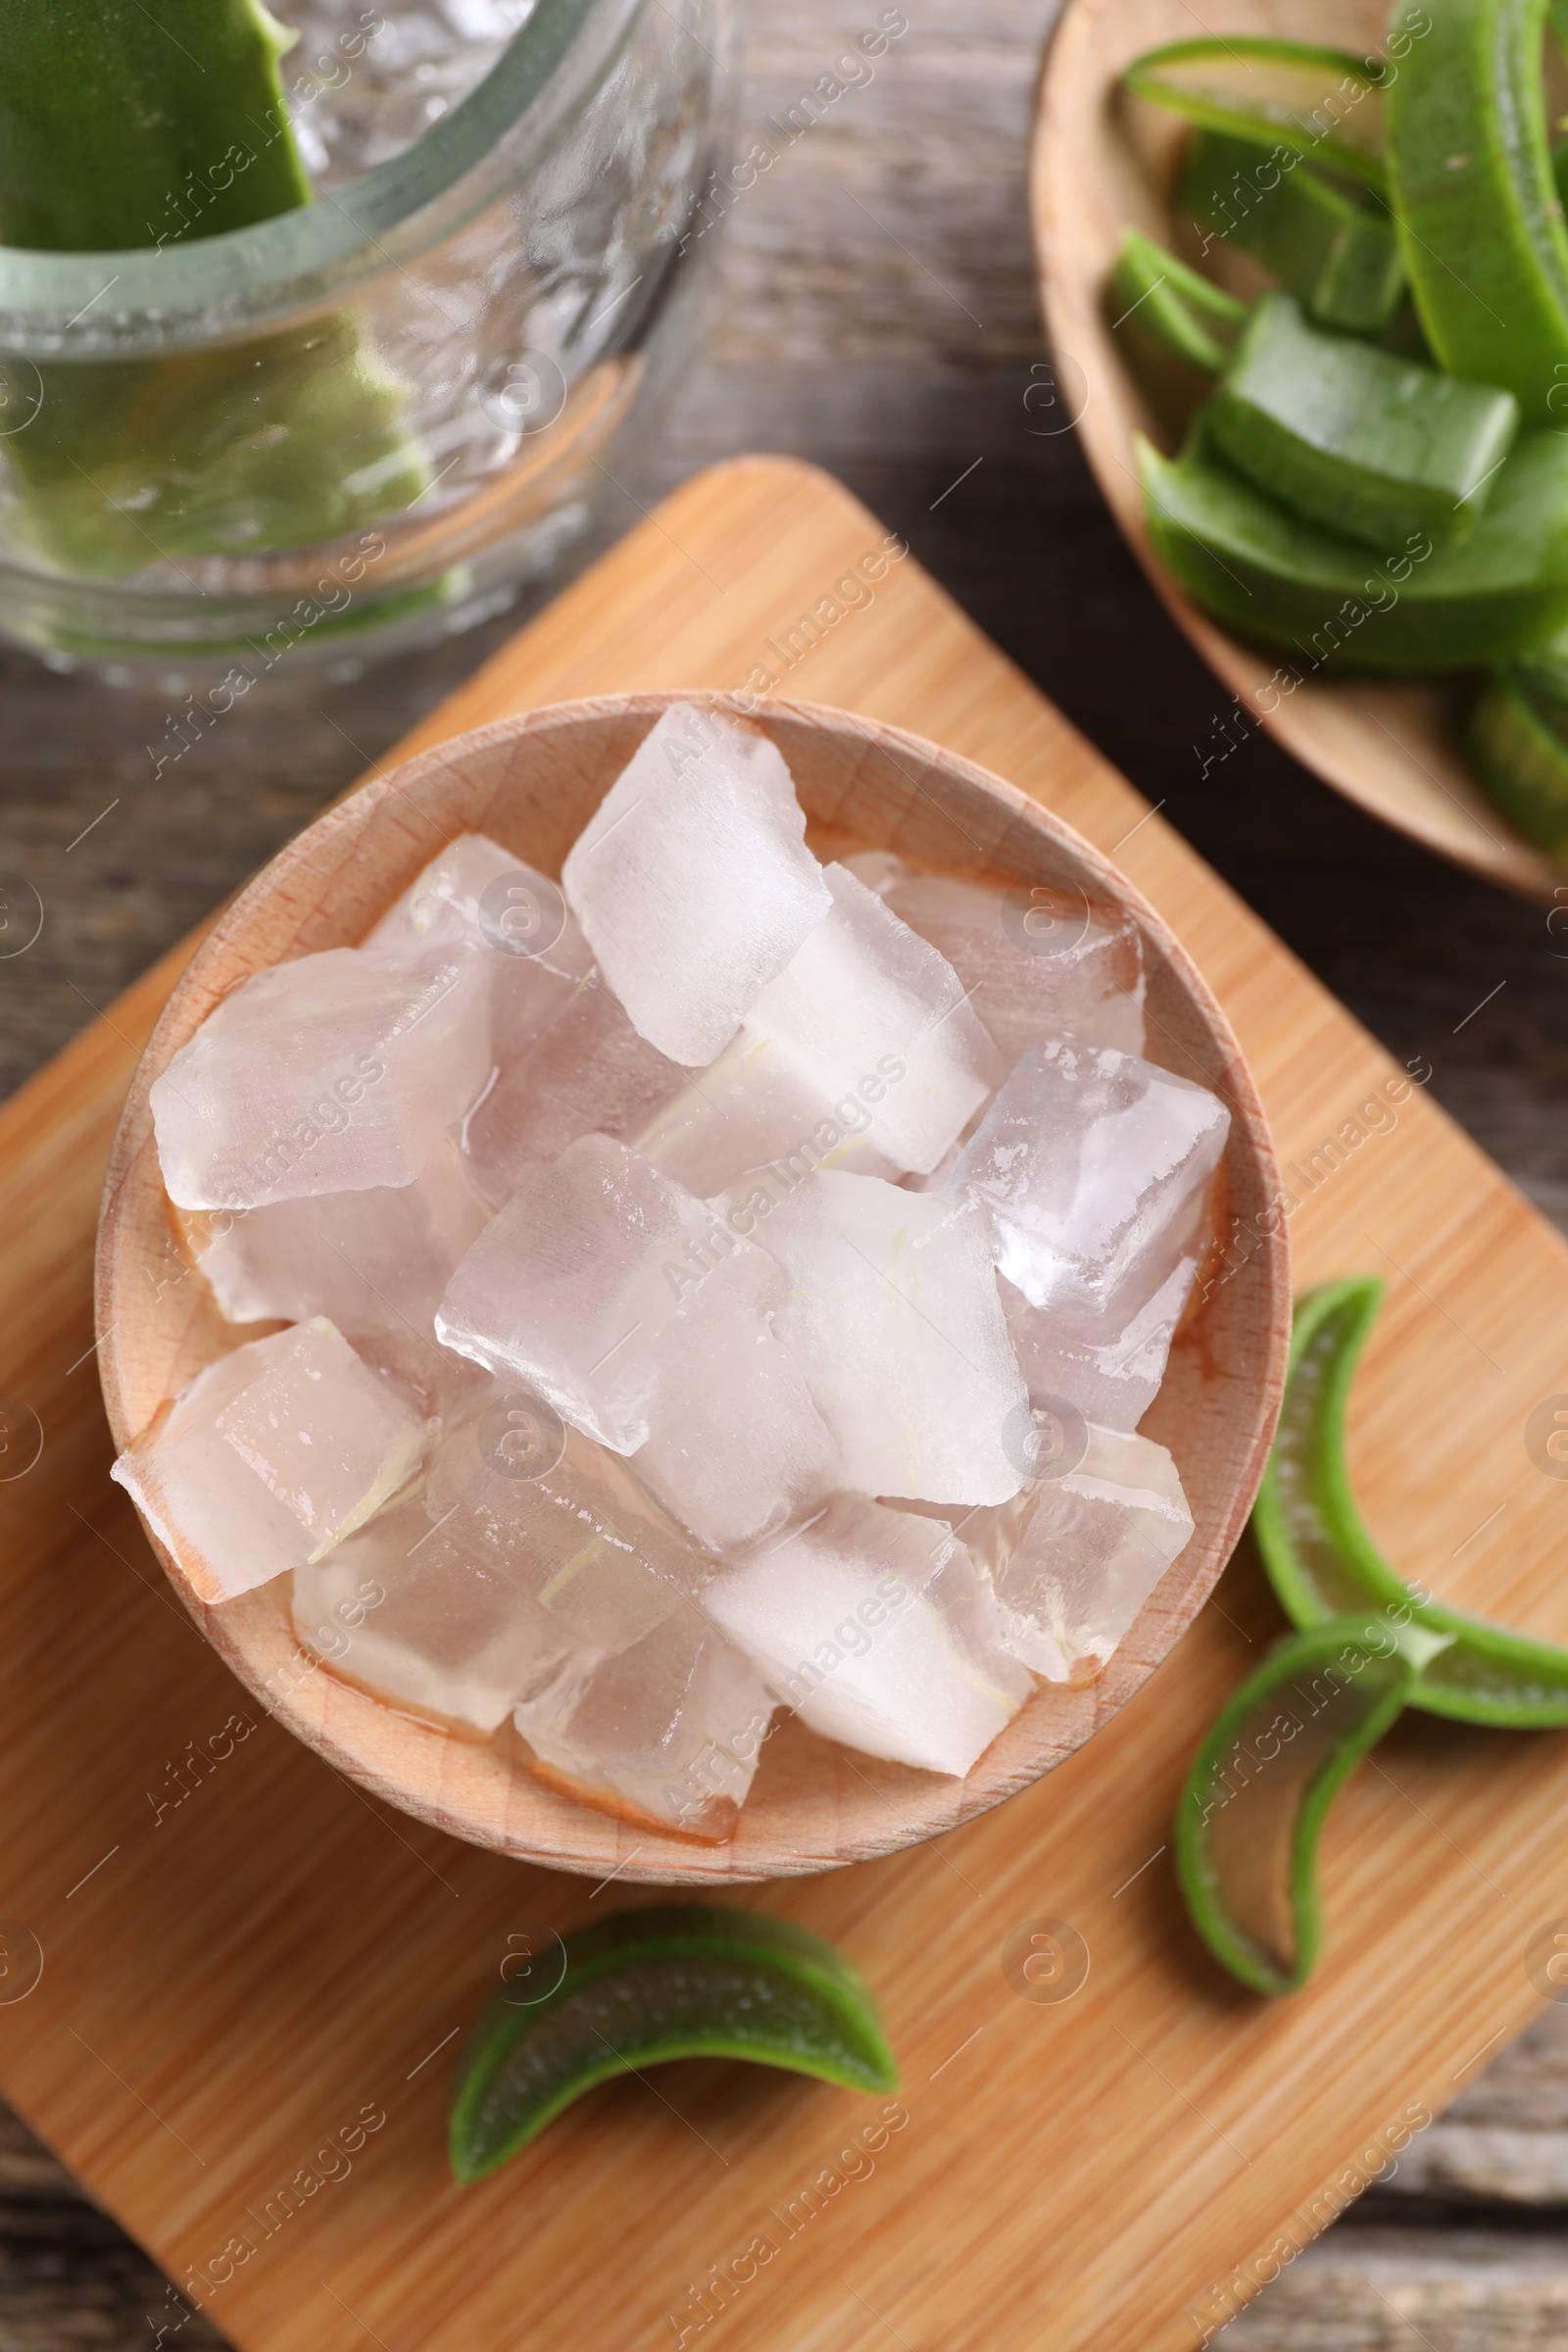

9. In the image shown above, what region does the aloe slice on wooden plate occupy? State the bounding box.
[451,1906,900,2182]
[1255,1278,1568,1726]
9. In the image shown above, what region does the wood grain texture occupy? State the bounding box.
[94,695,1288,1884]
[4,460,1568,2351]
[1034,0,1568,904]
[5,0,1568,2335]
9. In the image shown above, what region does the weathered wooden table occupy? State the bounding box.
[3,4,1567,2344]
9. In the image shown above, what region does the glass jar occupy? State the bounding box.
[0,0,734,667]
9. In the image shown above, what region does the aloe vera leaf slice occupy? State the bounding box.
[4,320,431,578]
[1138,421,1568,672]
[450,1906,900,2183]
[1385,0,1568,419]
[1179,126,1404,334]
[1123,35,1390,190]
[1254,1280,1568,1725]
[1176,1614,1446,1995]
[1108,227,1250,375]
[1468,671,1568,856]
[1207,292,1519,551]
[0,1,433,586]
[0,0,311,252]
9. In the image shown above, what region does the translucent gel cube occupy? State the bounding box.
[514,1611,775,1838]
[366,830,594,1071]
[631,1304,840,1555]
[151,943,492,1210]
[183,1132,492,1400]
[292,1494,581,1735]
[462,972,690,1208]
[423,1385,714,1653]
[702,1494,1032,1776]
[112,1319,426,1603]
[1002,1254,1200,1434]
[632,1021,906,1199]
[964,1426,1195,1682]
[724,861,1003,1183]
[755,1169,1027,1504]
[562,704,832,1065]
[953,1039,1229,1335]
[437,1133,786,1453]
[845,854,1147,1059]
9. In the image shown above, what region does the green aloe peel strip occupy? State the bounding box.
[1108,227,1249,378]
[450,1906,899,2183]
[1182,1279,1568,1998]
[1255,1278,1568,1724]
[1468,670,1568,856]
[0,0,429,589]
[1176,1614,1448,1997]
[1122,36,1392,190]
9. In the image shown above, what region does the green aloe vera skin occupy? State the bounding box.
[1208,293,1520,550]
[9,321,430,577]
[1108,227,1250,377]
[1386,0,1568,418]
[0,0,430,590]
[1139,418,1568,672]
[1181,1275,1568,1998]
[1180,127,1405,334]
[451,1907,900,2182]
[1510,612,1568,702]
[1176,1614,1445,1997]
[0,0,310,251]
[1469,672,1568,856]
[1254,1278,1568,1725]
[1122,36,1391,191]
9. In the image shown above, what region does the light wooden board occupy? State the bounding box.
[4,457,1568,2352]
[1034,0,1568,905]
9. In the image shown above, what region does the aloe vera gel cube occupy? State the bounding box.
[1210,295,1519,550]
[1181,129,1404,333]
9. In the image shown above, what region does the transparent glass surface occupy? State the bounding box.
[0,0,732,663]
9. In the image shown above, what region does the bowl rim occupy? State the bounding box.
[95,688,1292,1884]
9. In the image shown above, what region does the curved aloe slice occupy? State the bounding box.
[1123,36,1390,190]
[1176,1614,1446,1995]
[1109,227,1249,376]
[1386,0,1568,418]
[1468,671,1568,855]
[450,1906,900,2182]
[1254,1279,1568,1724]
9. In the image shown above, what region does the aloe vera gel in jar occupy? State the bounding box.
[0,0,732,661]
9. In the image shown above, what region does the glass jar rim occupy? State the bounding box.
[0,0,643,360]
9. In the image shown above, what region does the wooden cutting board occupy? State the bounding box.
[4,457,1568,2352]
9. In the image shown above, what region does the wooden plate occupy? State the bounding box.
[1033,0,1567,903]
[94,690,1289,1886]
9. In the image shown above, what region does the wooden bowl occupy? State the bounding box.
[1034,0,1565,904]
[96,693,1290,1885]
